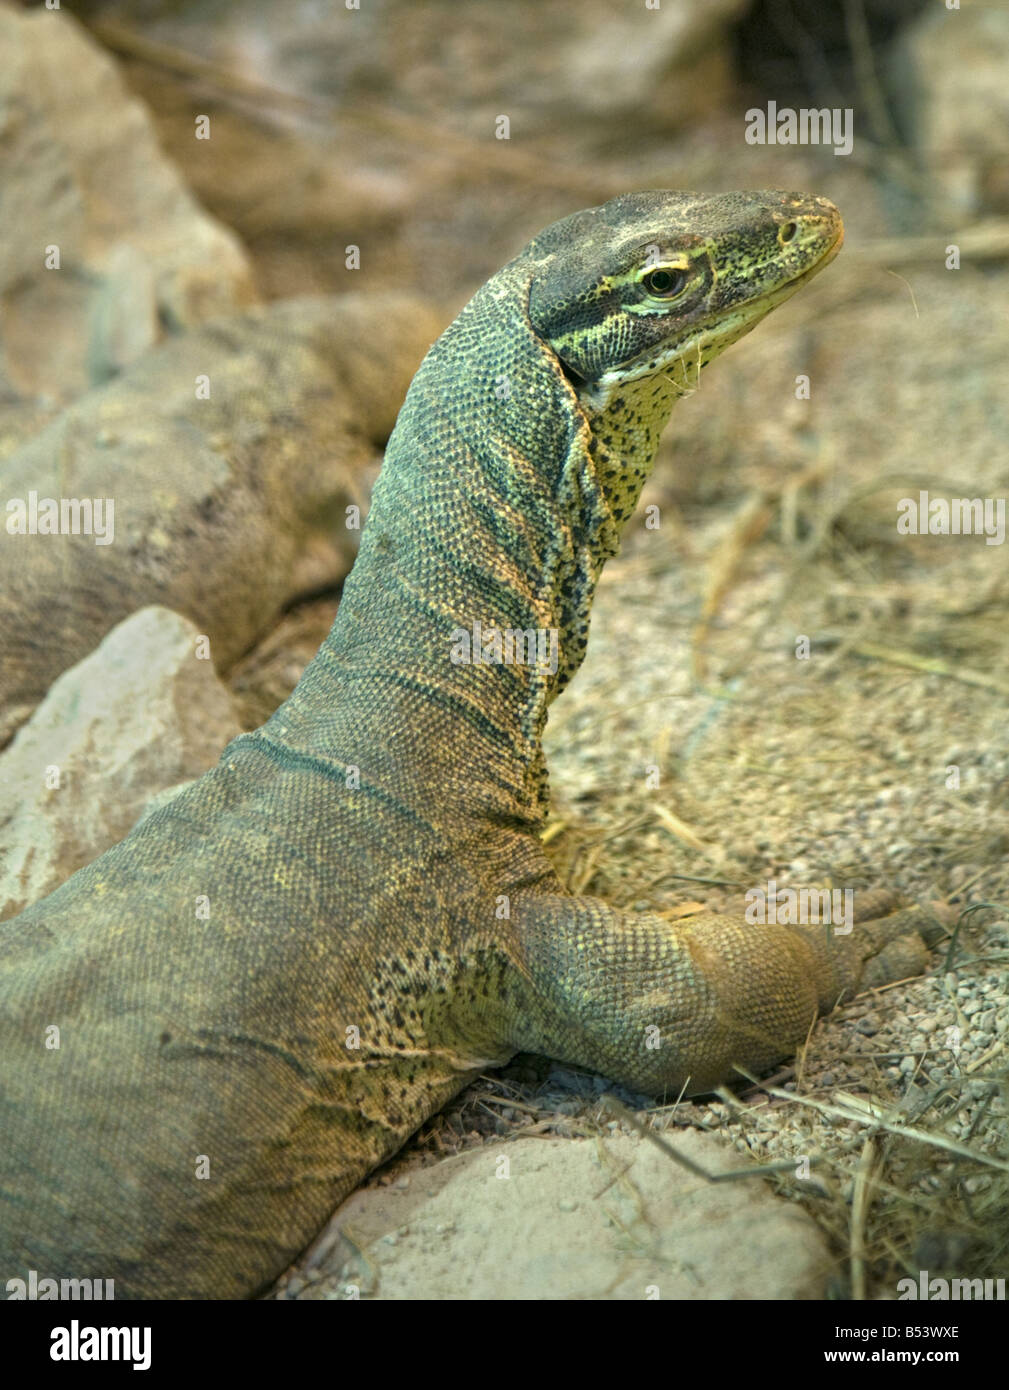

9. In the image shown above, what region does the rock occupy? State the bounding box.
[290,1130,831,1300]
[0,606,240,921]
[0,291,443,740]
[227,595,340,731]
[92,0,748,300]
[889,6,1009,219]
[114,0,746,137]
[0,5,256,431]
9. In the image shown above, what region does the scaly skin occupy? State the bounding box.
[0,190,934,1299]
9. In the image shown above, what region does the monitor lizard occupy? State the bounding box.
[0,190,936,1299]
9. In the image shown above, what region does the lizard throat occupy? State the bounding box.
[527,364,688,740]
[577,366,688,532]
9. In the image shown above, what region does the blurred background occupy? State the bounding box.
[29,0,1009,297]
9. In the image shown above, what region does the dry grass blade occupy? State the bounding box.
[760,1087,1009,1172]
[849,1134,881,1302]
[652,804,721,859]
[851,641,1009,696]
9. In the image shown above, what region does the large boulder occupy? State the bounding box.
[0,606,241,922]
[0,290,442,743]
[0,4,256,452]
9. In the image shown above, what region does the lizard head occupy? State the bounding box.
[520,190,842,539]
[527,189,843,406]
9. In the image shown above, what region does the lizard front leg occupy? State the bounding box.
[508,890,937,1096]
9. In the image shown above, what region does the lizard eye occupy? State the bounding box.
[642,267,687,298]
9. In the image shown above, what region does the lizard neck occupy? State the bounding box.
[265,271,683,826]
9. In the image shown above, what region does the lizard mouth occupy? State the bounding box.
[764,222,845,305]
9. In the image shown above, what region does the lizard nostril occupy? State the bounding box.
[779,221,798,244]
